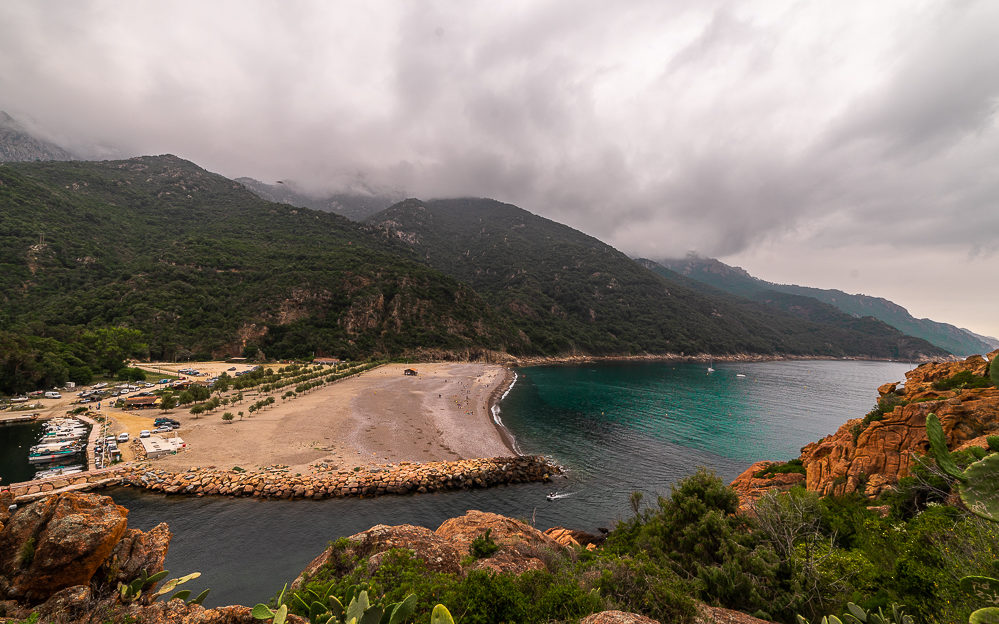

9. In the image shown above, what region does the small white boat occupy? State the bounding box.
[34,465,84,480]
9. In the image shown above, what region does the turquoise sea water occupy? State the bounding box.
[89,360,910,606]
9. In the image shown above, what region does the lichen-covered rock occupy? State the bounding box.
[0,492,128,600]
[121,600,308,624]
[695,604,781,623]
[543,527,603,548]
[467,550,548,575]
[436,509,566,575]
[901,354,991,391]
[292,523,462,590]
[36,584,94,622]
[581,610,661,624]
[436,510,562,554]
[0,490,14,532]
[99,522,172,587]
[729,461,805,511]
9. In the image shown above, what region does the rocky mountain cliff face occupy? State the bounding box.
[0,112,75,162]
[732,351,999,504]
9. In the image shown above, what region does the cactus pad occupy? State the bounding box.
[926,413,966,480]
[970,607,999,624]
[961,453,999,521]
[962,576,999,605]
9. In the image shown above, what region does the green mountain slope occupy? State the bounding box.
[657,254,997,356]
[367,198,947,359]
[0,157,522,366]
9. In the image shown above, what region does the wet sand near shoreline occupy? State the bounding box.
[152,363,514,473]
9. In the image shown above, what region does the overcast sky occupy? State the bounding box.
[2,1,998,340]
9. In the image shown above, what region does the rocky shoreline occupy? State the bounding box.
[511,352,939,367]
[4,455,558,503]
[730,350,999,507]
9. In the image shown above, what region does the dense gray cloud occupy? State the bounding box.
[1,0,997,338]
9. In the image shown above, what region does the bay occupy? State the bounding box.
[101,360,911,606]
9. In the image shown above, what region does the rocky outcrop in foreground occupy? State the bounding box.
[0,492,769,624]
[732,351,999,503]
[0,491,301,623]
[293,509,584,589]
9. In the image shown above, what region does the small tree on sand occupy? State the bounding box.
[222,412,234,424]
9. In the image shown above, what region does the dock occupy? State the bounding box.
[0,413,43,426]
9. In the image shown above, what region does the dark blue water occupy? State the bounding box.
[0,422,45,485]
[107,360,910,607]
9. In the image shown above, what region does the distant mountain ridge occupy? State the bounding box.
[656,254,997,356]
[367,198,946,360]
[0,111,75,162]
[236,176,397,221]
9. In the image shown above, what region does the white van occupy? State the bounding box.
[44,391,62,399]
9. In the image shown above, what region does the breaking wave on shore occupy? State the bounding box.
[491,370,520,455]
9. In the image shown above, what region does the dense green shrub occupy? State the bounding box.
[468,530,499,559]
[590,555,697,623]
[605,468,779,614]
[755,459,807,478]
[932,370,992,391]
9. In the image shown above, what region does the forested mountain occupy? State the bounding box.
[0,158,950,394]
[366,198,946,359]
[0,111,75,163]
[236,177,396,221]
[657,254,997,356]
[0,156,522,392]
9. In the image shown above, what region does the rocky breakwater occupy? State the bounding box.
[117,455,557,500]
[0,491,290,623]
[731,351,999,503]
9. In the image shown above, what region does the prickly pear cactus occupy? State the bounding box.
[970,607,999,624]
[926,413,966,480]
[962,453,999,522]
[431,604,456,624]
[962,577,999,606]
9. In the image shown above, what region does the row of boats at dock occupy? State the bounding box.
[27,417,90,478]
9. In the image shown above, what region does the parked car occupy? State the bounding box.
[139,430,150,438]
[153,425,172,433]
[117,432,129,443]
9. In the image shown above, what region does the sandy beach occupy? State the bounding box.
[151,362,515,473]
